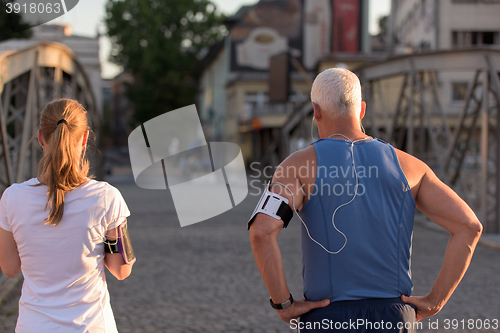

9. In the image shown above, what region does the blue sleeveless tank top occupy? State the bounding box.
[297,138,415,302]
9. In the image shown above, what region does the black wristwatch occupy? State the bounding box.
[270,294,294,310]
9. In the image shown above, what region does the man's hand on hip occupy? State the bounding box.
[277,298,331,323]
[401,295,441,322]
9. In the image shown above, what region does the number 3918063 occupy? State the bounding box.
[443,319,499,330]
[5,2,61,14]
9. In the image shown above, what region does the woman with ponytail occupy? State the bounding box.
[0,99,134,332]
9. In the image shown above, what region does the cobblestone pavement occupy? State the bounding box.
[0,280,20,333]
[1,173,499,332]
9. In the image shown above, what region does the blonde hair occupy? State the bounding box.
[310,68,362,117]
[37,99,93,225]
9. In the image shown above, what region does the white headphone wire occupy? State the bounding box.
[271,133,370,254]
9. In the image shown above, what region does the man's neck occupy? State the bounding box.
[318,118,368,141]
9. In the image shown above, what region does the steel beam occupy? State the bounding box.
[406,64,415,155]
[0,95,13,185]
[480,71,489,228]
[375,81,391,141]
[444,70,482,183]
[15,53,38,182]
[360,49,500,81]
[390,74,408,146]
[485,55,500,233]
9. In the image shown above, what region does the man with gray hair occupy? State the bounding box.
[248,68,482,332]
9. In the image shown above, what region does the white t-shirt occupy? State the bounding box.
[0,178,130,333]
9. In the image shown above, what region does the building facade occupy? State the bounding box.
[197,0,372,164]
[390,0,500,115]
[391,0,500,53]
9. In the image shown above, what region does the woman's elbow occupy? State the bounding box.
[113,265,133,281]
[105,254,134,280]
[117,271,132,281]
[114,274,127,281]
[2,266,20,278]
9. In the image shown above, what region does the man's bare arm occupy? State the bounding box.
[249,156,329,323]
[400,155,482,321]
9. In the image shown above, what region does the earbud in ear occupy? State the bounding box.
[311,116,316,142]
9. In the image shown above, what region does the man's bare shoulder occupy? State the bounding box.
[275,145,316,174]
[394,147,431,193]
[271,145,316,210]
[394,148,428,172]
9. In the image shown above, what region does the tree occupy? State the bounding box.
[0,3,33,41]
[105,0,226,125]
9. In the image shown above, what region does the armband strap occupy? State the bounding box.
[104,239,119,254]
[103,221,136,265]
[247,182,294,230]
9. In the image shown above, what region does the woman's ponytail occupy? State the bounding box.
[37,99,92,226]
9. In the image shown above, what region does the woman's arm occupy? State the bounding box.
[104,222,134,280]
[0,227,21,278]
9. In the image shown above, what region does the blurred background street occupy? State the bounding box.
[2,0,500,331]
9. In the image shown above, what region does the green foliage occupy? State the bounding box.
[105,0,226,125]
[0,3,33,41]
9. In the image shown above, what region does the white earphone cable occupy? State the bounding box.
[273,133,369,254]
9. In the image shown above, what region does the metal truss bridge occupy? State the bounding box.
[0,40,100,192]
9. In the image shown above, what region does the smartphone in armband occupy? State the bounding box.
[104,221,136,265]
[118,222,136,265]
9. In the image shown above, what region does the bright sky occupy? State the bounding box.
[50,0,390,79]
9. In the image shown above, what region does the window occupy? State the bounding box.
[482,31,496,44]
[452,82,468,102]
[420,41,431,51]
[452,31,499,47]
